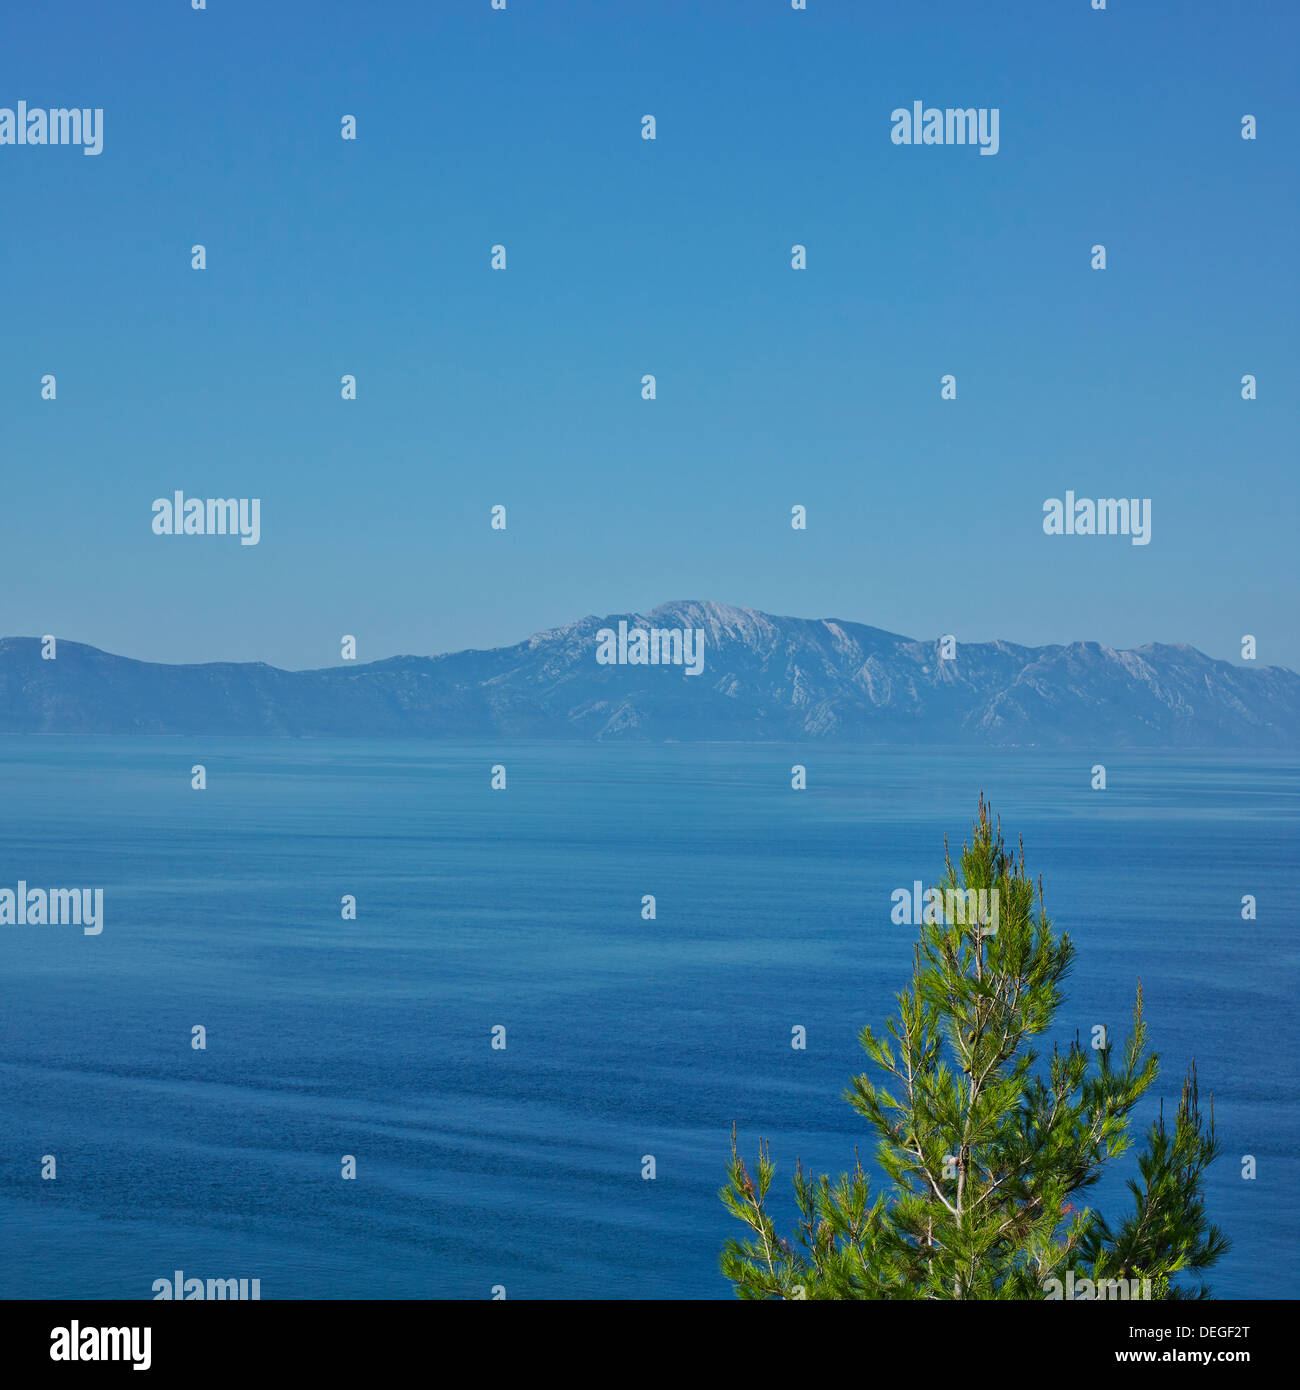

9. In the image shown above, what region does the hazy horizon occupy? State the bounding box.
[2,595,1297,674]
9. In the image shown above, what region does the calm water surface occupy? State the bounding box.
[0,740,1295,1299]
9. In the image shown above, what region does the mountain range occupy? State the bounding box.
[1,601,1295,746]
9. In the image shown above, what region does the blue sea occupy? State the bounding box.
[0,739,1295,1300]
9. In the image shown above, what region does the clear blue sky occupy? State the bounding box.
[1,0,1296,670]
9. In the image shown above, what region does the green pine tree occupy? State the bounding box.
[720,796,1229,1300]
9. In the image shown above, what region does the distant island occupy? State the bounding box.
[1,600,1295,747]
